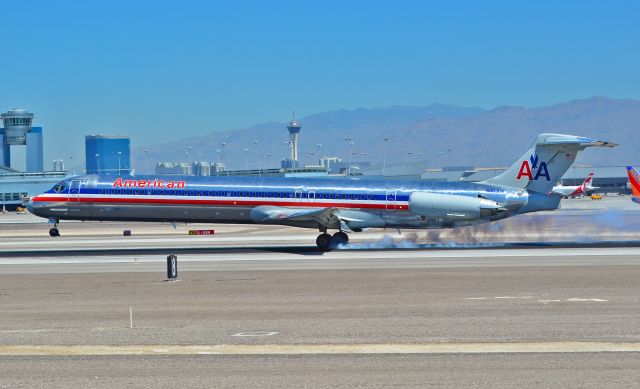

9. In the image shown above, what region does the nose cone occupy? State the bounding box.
[27,198,34,213]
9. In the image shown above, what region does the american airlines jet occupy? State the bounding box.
[28,133,615,250]
[551,173,597,197]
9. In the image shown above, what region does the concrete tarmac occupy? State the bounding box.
[1,259,640,387]
[1,201,640,388]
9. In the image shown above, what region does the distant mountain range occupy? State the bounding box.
[135,96,640,171]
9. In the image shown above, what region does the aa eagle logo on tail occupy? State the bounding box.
[516,154,550,181]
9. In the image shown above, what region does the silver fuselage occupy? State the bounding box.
[28,174,559,230]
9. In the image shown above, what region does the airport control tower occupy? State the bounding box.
[0,109,43,172]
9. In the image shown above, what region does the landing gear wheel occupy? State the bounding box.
[49,227,60,237]
[332,231,349,246]
[316,233,333,251]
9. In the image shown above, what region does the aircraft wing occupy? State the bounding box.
[250,205,341,229]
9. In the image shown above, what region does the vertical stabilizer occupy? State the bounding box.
[482,134,616,193]
[627,166,640,198]
[581,173,595,190]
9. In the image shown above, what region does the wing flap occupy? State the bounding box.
[250,205,340,228]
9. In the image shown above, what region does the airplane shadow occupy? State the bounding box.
[3,240,640,258]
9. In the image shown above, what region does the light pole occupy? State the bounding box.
[253,140,260,174]
[243,148,249,171]
[117,151,122,175]
[95,153,100,174]
[220,142,226,162]
[185,146,192,164]
[345,138,354,178]
[68,156,75,176]
[382,137,389,177]
[144,148,150,175]
[263,153,272,170]
[284,140,294,162]
[220,142,228,175]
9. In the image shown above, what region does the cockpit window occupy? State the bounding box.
[52,182,67,193]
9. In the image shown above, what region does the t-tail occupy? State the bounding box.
[482,133,616,193]
[627,166,640,203]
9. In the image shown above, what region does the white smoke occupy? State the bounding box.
[337,210,640,250]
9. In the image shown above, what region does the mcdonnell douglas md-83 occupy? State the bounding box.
[29,133,615,250]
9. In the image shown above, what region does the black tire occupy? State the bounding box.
[49,228,60,237]
[332,231,349,246]
[316,233,333,251]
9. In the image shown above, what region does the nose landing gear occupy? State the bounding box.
[49,219,60,237]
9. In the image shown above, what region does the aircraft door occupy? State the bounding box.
[385,190,397,210]
[307,190,316,203]
[294,189,303,203]
[67,180,82,204]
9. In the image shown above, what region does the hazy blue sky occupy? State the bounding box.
[1,0,638,166]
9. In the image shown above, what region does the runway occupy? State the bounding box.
[2,263,640,387]
[1,199,640,387]
[1,245,640,274]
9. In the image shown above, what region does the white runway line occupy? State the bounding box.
[566,298,608,302]
[1,342,640,356]
[0,247,638,265]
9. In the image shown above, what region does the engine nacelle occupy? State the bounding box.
[409,191,503,220]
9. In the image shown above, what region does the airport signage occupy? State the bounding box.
[189,229,215,235]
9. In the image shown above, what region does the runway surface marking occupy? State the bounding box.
[1,247,639,265]
[1,342,640,355]
[231,331,279,337]
[465,295,608,303]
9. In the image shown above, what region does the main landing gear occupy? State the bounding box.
[49,219,60,237]
[315,230,349,251]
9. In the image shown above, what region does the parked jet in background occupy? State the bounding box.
[551,173,597,197]
[627,166,640,204]
[28,133,615,250]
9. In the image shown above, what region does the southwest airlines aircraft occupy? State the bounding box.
[627,166,640,204]
[29,133,614,250]
[551,173,597,197]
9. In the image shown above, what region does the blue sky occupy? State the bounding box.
[1,0,638,166]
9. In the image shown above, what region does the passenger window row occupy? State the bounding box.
[95,189,377,200]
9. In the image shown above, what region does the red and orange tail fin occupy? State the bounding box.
[627,166,640,197]
[581,172,595,189]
